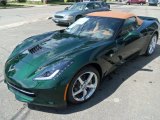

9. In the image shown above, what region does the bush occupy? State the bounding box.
[17,0,26,2]
[0,0,7,5]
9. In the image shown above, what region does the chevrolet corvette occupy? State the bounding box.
[5,11,159,107]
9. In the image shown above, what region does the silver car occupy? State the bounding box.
[52,2,110,25]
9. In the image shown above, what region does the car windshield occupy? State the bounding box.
[65,17,123,40]
[68,3,86,11]
[149,0,158,2]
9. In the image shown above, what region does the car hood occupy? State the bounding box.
[5,31,100,87]
[55,10,80,16]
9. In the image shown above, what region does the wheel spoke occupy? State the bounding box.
[86,84,96,89]
[73,88,83,96]
[86,73,94,84]
[78,77,84,85]
[82,89,87,100]
[149,46,153,53]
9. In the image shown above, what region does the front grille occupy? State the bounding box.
[7,81,35,97]
[54,15,64,18]
[29,45,42,54]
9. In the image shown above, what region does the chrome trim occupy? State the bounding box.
[7,82,34,95]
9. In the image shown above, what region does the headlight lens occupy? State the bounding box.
[65,15,73,20]
[34,60,73,81]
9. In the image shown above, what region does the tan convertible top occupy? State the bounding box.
[87,11,143,25]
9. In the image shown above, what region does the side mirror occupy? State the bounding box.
[65,7,69,10]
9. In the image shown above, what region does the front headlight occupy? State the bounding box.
[65,15,73,20]
[34,60,73,81]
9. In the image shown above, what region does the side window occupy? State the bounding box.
[120,17,138,36]
[86,3,94,10]
[94,3,101,9]
[101,2,107,7]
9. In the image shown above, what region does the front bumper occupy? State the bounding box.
[149,3,158,5]
[5,79,67,108]
[52,17,74,25]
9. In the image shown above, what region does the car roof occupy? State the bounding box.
[87,11,135,19]
[87,11,143,25]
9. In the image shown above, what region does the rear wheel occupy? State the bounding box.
[67,66,100,104]
[145,34,158,55]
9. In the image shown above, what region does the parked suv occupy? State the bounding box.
[0,0,7,5]
[126,0,146,5]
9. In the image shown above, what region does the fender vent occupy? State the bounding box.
[29,45,42,54]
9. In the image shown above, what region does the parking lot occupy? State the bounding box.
[0,4,160,120]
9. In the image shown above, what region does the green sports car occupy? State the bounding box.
[5,11,159,108]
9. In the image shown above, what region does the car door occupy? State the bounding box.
[115,17,144,61]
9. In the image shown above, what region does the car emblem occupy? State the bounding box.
[8,65,15,72]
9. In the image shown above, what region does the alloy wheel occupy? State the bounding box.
[72,72,98,102]
[148,35,157,55]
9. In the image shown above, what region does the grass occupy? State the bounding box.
[47,1,73,5]
[0,3,29,9]
[0,1,73,9]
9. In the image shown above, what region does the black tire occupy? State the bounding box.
[145,34,158,56]
[67,66,100,104]
[126,2,130,5]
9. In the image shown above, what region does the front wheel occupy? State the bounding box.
[145,34,158,56]
[67,66,100,104]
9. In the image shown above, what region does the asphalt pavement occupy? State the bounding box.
[0,4,160,120]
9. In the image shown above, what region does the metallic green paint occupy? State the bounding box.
[4,16,159,107]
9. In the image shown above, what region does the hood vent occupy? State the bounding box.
[29,45,43,54]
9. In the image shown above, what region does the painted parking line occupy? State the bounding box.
[0,17,49,30]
